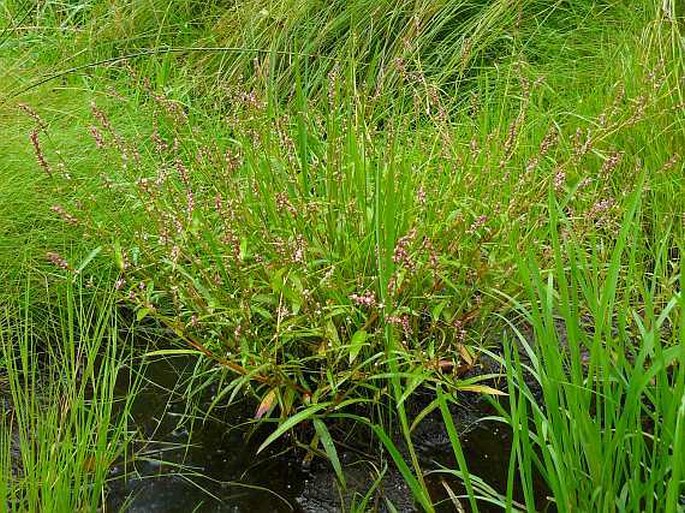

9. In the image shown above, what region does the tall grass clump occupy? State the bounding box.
[31,24,679,400]
[485,190,684,512]
[4,0,647,112]
[0,282,140,512]
[196,0,526,100]
[18,73,539,417]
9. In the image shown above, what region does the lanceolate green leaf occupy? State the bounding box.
[313,418,346,490]
[348,328,368,364]
[257,403,332,454]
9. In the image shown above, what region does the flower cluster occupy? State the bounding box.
[350,291,376,307]
[387,314,411,334]
[393,228,417,270]
[30,130,51,176]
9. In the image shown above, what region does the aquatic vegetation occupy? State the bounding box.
[0,0,683,510]
[0,282,141,512]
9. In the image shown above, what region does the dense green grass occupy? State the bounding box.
[0,282,141,512]
[493,195,684,513]
[1,0,683,511]
[425,196,684,512]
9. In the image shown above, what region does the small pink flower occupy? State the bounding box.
[468,215,488,233]
[553,170,566,191]
[350,291,376,307]
[276,192,297,217]
[393,228,417,270]
[89,125,105,148]
[388,314,411,334]
[416,187,427,205]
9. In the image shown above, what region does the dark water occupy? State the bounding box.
[107,356,551,512]
[108,356,307,512]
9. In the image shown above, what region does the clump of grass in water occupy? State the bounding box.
[382,182,683,512]
[3,1,683,509]
[0,281,141,512]
[483,189,685,512]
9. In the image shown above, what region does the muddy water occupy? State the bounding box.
[106,356,550,512]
